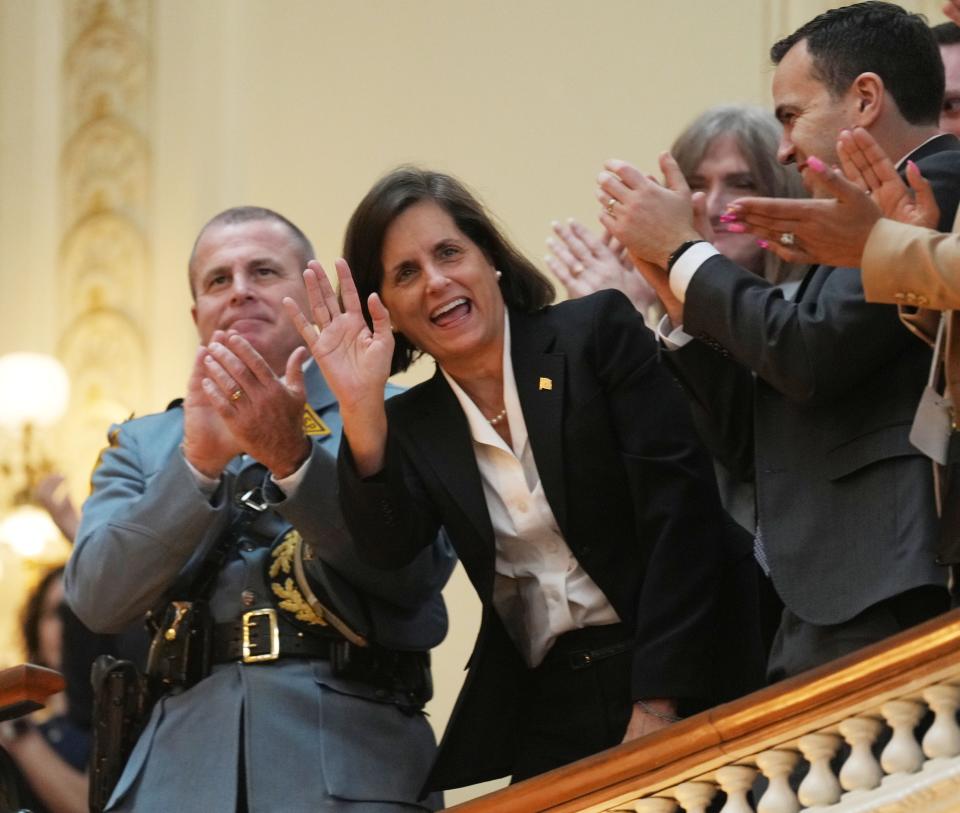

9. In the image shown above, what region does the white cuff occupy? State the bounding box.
[669,242,720,302]
[181,450,221,496]
[656,313,695,350]
[270,453,311,498]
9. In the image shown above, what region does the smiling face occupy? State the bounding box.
[190,218,311,375]
[687,134,764,273]
[379,200,505,372]
[773,39,859,192]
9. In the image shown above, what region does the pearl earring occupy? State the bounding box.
[495,269,503,281]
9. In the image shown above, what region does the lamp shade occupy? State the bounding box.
[0,504,63,559]
[0,353,70,429]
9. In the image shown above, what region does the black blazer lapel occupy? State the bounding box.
[510,309,568,531]
[408,371,497,588]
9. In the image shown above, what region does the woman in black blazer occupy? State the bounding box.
[285,168,726,793]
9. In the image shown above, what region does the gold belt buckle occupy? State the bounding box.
[242,608,280,663]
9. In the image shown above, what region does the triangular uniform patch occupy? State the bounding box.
[303,404,331,437]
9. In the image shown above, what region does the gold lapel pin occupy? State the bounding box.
[539,377,552,391]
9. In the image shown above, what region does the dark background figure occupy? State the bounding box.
[0,566,87,813]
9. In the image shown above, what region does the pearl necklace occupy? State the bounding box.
[488,408,508,426]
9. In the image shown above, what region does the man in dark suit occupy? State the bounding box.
[598,1,960,681]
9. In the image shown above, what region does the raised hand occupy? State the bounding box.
[597,154,699,326]
[724,156,881,268]
[33,473,80,542]
[945,0,960,26]
[283,259,393,476]
[284,259,393,410]
[598,153,701,269]
[545,219,659,315]
[837,127,939,230]
[182,335,244,478]
[201,334,311,479]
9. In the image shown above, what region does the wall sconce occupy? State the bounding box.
[0,353,71,559]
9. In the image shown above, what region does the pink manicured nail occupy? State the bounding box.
[756,239,770,249]
[807,156,826,172]
[907,160,919,172]
[719,213,738,223]
[726,223,747,233]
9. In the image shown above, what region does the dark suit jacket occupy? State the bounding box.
[667,134,960,626]
[340,290,727,789]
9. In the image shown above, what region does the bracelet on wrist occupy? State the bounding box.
[635,699,681,723]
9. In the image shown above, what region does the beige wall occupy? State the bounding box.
[0,0,949,804]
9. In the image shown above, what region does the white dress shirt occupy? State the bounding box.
[441,311,620,667]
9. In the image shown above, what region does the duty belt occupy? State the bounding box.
[212,609,335,664]
[210,608,433,708]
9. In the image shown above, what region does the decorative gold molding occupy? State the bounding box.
[59,0,151,489]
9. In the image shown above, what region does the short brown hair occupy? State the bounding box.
[187,206,315,298]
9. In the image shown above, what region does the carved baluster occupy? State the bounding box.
[755,749,800,813]
[715,765,756,813]
[672,780,718,813]
[797,732,842,807]
[631,798,677,813]
[838,716,883,791]
[922,684,960,759]
[880,699,925,774]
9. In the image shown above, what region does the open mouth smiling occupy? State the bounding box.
[430,297,471,327]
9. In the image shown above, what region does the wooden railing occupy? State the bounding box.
[0,663,65,812]
[0,663,64,722]
[446,608,960,813]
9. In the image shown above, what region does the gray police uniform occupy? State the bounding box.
[65,362,453,812]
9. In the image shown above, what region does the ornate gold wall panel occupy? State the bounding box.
[58,0,151,490]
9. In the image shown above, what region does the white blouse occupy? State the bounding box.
[441,311,619,668]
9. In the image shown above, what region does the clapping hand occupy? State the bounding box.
[837,127,939,230]
[945,0,960,26]
[182,334,245,478]
[546,219,660,317]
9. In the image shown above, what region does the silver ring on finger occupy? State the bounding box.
[779,232,796,247]
[605,197,617,215]
[230,389,244,402]
[572,263,585,276]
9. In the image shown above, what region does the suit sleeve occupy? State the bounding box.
[590,292,726,702]
[682,152,960,407]
[277,441,454,608]
[862,214,960,311]
[664,341,756,480]
[337,423,447,572]
[64,420,232,633]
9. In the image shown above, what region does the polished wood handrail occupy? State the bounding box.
[445,608,960,812]
[0,664,65,723]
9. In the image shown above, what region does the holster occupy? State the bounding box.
[89,656,155,813]
[145,599,213,695]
